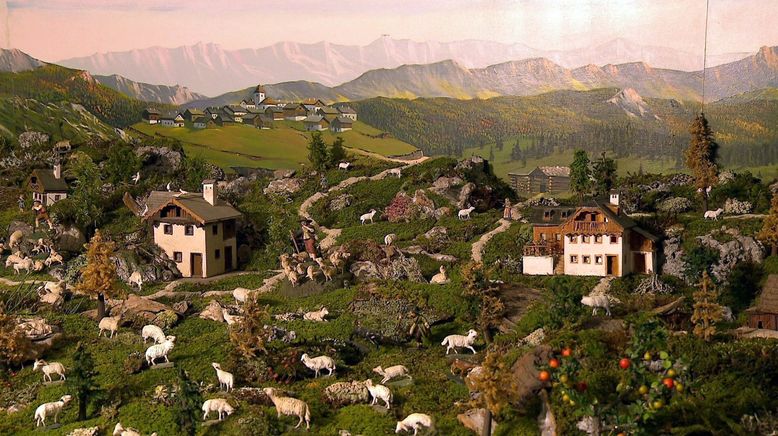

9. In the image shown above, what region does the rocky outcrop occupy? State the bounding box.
[114,245,181,284]
[697,227,764,284]
[323,381,369,406]
[723,198,753,214]
[455,156,487,172]
[431,176,463,191]
[55,225,87,253]
[135,146,183,172]
[349,293,451,344]
[510,345,552,406]
[329,194,353,211]
[458,409,496,435]
[457,182,476,209]
[67,428,99,436]
[200,300,225,322]
[264,178,304,196]
[349,257,426,283]
[17,317,63,362]
[661,236,686,279]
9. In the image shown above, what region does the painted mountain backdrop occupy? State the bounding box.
[57,37,750,96]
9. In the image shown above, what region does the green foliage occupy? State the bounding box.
[170,368,202,436]
[104,144,142,185]
[592,152,617,196]
[683,244,720,282]
[307,131,330,171]
[329,136,347,167]
[180,154,211,192]
[67,341,100,420]
[541,276,593,329]
[569,149,591,200]
[67,151,104,231]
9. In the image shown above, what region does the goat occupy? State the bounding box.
[360,209,377,225]
[373,365,412,384]
[300,353,336,377]
[33,359,66,382]
[441,329,478,355]
[145,335,176,365]
[287,270,300,287]
[388,168,402,178]
[34,395,72,427]
[450,359,478,377]
[306,264,319,282]
[314,258,335,281]
[201,398,234,421]
[430,266,450,285]
[211,363,235,392]
[704,208,724,220]
[13,257,34,274]
[384,233,397,246]
[263,387,311,430]
[221,308,243,326]
[581,295,612,316]
[233,287,250,305]
[364,379,392,409]
[338,162,352,170]
[141,325,166,344]
[128,271,143,292]
[458,206,475,220]
[395,413,433,435]
[303,307,329,322]
[99,315,122,338]
[5,252,24,268]
[44,250,63,267]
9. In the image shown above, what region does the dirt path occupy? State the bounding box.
[0,277,40,287]
[471,219,513,263]
[143,270,260,300]
[497,284,543,332]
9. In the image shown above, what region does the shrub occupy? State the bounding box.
[657,197,693,214]
[723,197,753,214]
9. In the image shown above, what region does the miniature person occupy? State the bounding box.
[503,198,512,220]
[32,200,54,230]
[320,174,328,191]
[301,219,318,257]
[18,195,25,212]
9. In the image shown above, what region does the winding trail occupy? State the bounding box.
[471,218,513,263]
[0,277,39,287]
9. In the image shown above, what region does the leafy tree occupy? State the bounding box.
[469,346,518,434]
[76,230,119,320]
[570,149,591,202]
[104,145,142,185]
[329,136,347,167]
[307,132,330,171]
[685,113,719,210]
[170,367,202,435]
[691,271,723,342]
[181,155,210,191]
[462,262,504,343]
[592,152,617,196]
[229,297,269,359]
[68,151,104,232]
[67,342,99,420]
[758,192,778,256]
[0,303,32,369]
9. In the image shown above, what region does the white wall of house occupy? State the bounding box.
[160,119,174,126]
[203,222,236,278]
[33,191,67,207]
[153,221,235,278]
[563,234,625,276]
[522,256,555,275]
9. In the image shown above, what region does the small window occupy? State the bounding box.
[583,255,591,264]
[610,235,618,244]
[164,224,173,235]
[185,225,194,236]
[54,195,61,201]
[582,235,590,243]
[212,224,218,235]
[555,234,562,241]
[569,235,577,244]
[595,235,603,243]
[595,255,603,265]
[540,233,547,241]
[215,249,221,259]
[173,252,183,262]
[570,255,578,263]
[561,210,570,218]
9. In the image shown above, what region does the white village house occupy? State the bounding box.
[29,162,68,206]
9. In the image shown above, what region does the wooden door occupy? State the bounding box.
[633,253,646,274]
[606,255,618,276]
[225,246,233,271]
[191,253,203,277]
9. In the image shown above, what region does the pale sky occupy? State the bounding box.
[2,0,777,61]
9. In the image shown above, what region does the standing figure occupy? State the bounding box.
[32,201,54,230]
[503,198,512,220]
[301,219,318,257]
[18,195,26,212]
[320,174,328,192]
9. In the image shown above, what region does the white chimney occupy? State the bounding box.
[609,191,620,206]
[53,162,62,179]
[203,180,216,205]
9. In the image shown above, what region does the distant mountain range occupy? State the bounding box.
[56,37,751,96]
[0,48,46,72]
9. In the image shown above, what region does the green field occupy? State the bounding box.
[132,120,417,171]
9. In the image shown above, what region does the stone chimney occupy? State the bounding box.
[203,180,216,206]
[53,162,62,179]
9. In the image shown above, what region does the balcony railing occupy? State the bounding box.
[573,221,607,233]
[523,241,563,256]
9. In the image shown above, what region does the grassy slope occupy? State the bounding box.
[0,97,117,142]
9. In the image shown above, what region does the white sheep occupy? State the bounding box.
[33,359,66,382]
[300,353,336,377]
[41,280,66,294]
[581,295,611,316]
[287,270,301,287]
[9,230,24,249]
[13,257,34,274]
[704,208,724,220]
[263,387,311,430]
[141,325,166,344]
[34,395,72,427]
[113,423,141,436]
[233,287,250,304]
[222,308,243,326]
[338,162,352,170]
[314,257,335,281]
[360,209,377,225]
[306,264,319,282]
[44,250,63,267]
[303,307,329,322]
[212,362,234,392]
[40,291,64,307]
[372,365,412,384]
[384,233,397,246]
[128,271,143,292]
[145,335,176,365]
[388,168,402,178]
[364,379,392,409]
[458,206,475,220]
[430,266,450,285]
[201,398,234,421]
[395,413,433,435]
[441,329,478,355]
[5,252,24,267]
[99,315,122,338]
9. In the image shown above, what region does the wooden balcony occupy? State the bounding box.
[572,221,607,233]
[523,241,563,256]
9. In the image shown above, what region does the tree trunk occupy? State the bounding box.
[481,409,492,436]
[97,293,106,320]
[78,393,87,420]
[702,194,709,212]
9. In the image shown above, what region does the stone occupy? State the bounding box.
[424,226,448,241]
[455,156,486,172]
[135,146,183,172]
[264,178,304,196]
[723,198,753,214]
[233,387,272,405]
[412,190,436,218]
[172,301,190,315]
[433,207,451,219]
[152,310,180,329]
[386,378,414,388]
[273,169,296,179]
[113,245,181,285]
[431,176,463,191]
[349,292,451,344]
[520,328,545,347]
[509,345,552,405]
[323,381,369,406]
[425,253,457,263]
[697,228,764,284]
[458,409,496,435]
[661,236,686,280]
[350,261,381,281]
[149,362,175,370]
[329,194,353,211]
[457,182,476,209]
[200,300,225,322]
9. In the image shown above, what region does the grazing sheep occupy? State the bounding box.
[233,287,250,304]
[113,423,141,436]
[44,250,63,267]
[33,359,66,382]
[34,395,72,427]
[458,206,475,220]
[388,168,402,178]
[360,209,377,225]
[41,281,66,294]
[13,257,34,274]
[128,271,143,292]
[211,363,235,392]
[580,295,611,316]
[287,270,301,287]
[430,266,450,285]
[303,307,329,322]
[98,315,122,338]
[364,379,392,409]
[704,208,724,220]
[300,353,336,377]
[314,258,335,281]
[263,387,311,430]
[221,308,243,326]
[372,365,412,384]
[9,230,24,249]
[441,329,478,355]
[145,336,176,366]
[384,233,397,246]
[395,413,433,435]
[295,262,307,276]
[338,162,352,170]
[141,325,166,344]
[306,264,319,282]
[201,398,234,421]
[293,251,310,263]
[5,252,24,267]
[329,250,351,273]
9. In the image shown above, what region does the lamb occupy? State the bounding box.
[99,315,122,338]
[287,270,301,287]
[395,413,433,435]
[306,264,319,282]
[303,307,329,322]
[580,295,611,316]
[430,266,450,285]
[384,233,397,246]
[128,270,143,292]
[113,423,143,436]
[704,208,724,220]
[145,335,176,365]
[211,363,235,392]
[364,379,392,409]
[201,398,234,421]
[372,365,412,384]
[233,287,250,304]
[338,162,352,170]
[388,167,402,178]
[44,250,63,267]
[141,324,166,344]
[360,209,377,225]
[9,230,24,249]
[300,353,336,377]
[222,308,243,326]
[13,257,34,274]
[33,359,66,382]
[441,329,478,355]
[263,387,311,430]
[458,206,475,220]
[34,395,72,427]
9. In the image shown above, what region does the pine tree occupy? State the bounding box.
[307,132,330,171]
[510,141,522,162]
[68,151,104,232]
[67,342,99,421]
[171,367,202,435]
[691,271,723,342]
[758,192,778,256]
[685,113,719,211]
[570,149,591,202]
[462,262,503,343]
[0,303,32,368]
[592,152,617,196]
[76,230,119,320]
[329,136,347,167]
